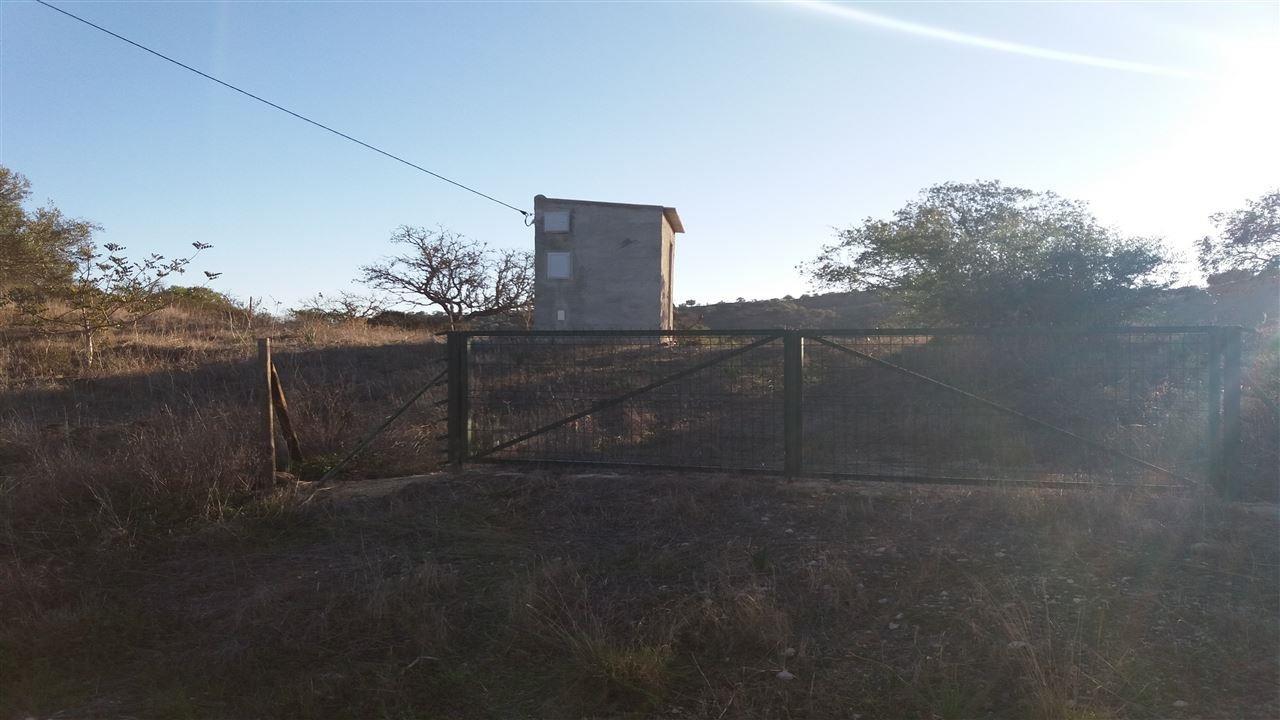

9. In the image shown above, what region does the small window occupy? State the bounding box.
[543,210,570,233]
[556,309,566,322]
[547,251,571,279]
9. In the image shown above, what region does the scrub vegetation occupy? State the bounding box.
[1,168,1276,717]
[1,298,1276,718]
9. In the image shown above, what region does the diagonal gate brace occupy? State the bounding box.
[313,367,449,486]
[472,334,781,460]
[810,336,1193,485]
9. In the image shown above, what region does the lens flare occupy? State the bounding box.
[790,0,1210,80]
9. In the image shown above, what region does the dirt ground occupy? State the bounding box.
[4,467,1277,719]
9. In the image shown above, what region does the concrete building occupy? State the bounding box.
[532,195,684,330]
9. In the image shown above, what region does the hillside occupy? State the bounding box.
[677,291,898,329]
[679,274,1277,330]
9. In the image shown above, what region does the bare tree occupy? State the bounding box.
[293,291,385,322]
[358,226,533,329]
[4,240,213,365]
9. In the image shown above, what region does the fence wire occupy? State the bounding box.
[468,333,785,471]
[803,330,1214,483]
[454,329,1223,485]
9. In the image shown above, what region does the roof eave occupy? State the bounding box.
[663,208,685,234]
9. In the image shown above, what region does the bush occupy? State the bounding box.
[159,286,241,315]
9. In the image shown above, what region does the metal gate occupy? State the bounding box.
[445,328,1242,491]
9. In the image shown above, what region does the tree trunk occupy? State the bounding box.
[80,308,95,368]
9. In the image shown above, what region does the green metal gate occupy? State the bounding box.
[445,327,1243,492]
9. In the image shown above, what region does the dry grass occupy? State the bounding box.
[1,308,1277,718]
[0,308,446,570]
[2,461,1280,712]
[0,303,433,384]
[6,466,1277,719]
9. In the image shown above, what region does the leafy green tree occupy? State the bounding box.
[1,164,215,365]
[0,166,94,290]
[804,181,1171,326]
[1198,190,1279,277]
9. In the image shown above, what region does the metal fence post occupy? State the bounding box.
[1207,329,1223,489]
[783,331,804,477]
[447,332,471,467]
[1220,327,1243,499]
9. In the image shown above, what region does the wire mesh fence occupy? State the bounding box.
[448,328,1239,488]
[464,332,786,471]
[802,330,1217,484]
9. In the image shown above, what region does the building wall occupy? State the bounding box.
[660,215,676,329]
[532,196,672,330]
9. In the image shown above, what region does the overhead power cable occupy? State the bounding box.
[35,0,531,221]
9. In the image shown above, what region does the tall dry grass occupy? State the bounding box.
[0,307,446,555]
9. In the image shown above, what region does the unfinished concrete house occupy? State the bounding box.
[532,195,684,330]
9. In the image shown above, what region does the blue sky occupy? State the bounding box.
[3,1,1277,310]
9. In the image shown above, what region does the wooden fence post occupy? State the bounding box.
[270,363,305,468]
[258,338,276,485]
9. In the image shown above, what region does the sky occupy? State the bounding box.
[2,0,1278,311]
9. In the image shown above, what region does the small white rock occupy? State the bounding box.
[1173,700,1189,708]
[878,597,889,604]
[783,647,797,657]
[1007,641,1030,650]
[776,670,796,681]
[888,622,900,630]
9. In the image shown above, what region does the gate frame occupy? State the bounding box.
[443,326,1243,494]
